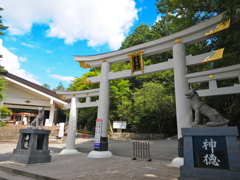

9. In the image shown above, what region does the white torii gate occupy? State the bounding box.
[59,13,239,164]
[56,88,100,154]
[187,64,240,96]
[73,13,234,158]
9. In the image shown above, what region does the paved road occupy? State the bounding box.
[0,135,180,180]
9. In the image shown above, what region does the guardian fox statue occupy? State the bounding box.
[185,89,229,127]
[30,107,45,129]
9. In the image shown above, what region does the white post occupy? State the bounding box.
[171,42,192,167]
[173,42,192,138]
[88,61,112,158]
[98,62,110,138]
[60,95,79,154]
[86,96,91,103]
[49,100,55,126]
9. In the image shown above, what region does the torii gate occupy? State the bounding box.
[73,13,235,158]
[56,88,100,154]
[59,13,239,162]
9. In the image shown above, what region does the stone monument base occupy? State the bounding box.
[10,128,51,164]
[178,127,240,180]
[179,166,240,180]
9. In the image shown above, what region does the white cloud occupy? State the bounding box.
[0,0,139,50]
[21,42,35,48]
[49,74,75,82]
[45,50,52,54]
[19,57,28,62]
[42,67,55,73]
[9,47,17,51]
[0,39,41,85]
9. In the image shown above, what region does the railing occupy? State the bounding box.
[132,141,151,161]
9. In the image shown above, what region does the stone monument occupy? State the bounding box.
[178,90,240,180]
[10,107,51,164]
[178,127,240,180]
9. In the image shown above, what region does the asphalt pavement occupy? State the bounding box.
[0,135,180,180]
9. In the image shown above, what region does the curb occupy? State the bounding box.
[0,165,59,180]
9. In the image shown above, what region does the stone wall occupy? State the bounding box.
[0,125,60,143]
[108,132,165,140]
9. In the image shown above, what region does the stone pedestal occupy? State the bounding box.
[10,128,51,164]
[178,127,240,180]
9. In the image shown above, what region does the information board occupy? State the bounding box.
[113,121,126,129]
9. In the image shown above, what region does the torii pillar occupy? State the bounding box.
[60,95,80,154]
[88,61,113,158]
[171,41,193,167]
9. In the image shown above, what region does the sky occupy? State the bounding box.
[0,0,160,90]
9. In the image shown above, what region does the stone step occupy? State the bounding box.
[0,165,58,180]
[0,169,35,180]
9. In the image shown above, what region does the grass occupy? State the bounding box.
[0,122,8,127]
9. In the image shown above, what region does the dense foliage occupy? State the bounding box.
[67,0,240,135]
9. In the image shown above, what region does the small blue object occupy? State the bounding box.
[94,143,100,148]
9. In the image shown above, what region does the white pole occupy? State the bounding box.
[60,95,79,154]
[171,42,192,167]
[173,42,192,138]
[98,62,110,138]
[49,102,55,126]
[88,61,112,158]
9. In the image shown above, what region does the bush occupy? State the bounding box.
[0,121,8,127]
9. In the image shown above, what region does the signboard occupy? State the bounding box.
[128,50,144,74]
[113,121,126,129]
[94,119,102,149]
[192,136,229,169]
[44,119,52,126]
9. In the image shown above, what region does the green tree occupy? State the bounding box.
[53,82,65,91]
[42,84,50,89]
[0,7,7,61]
[109,78,132,123]
[67,71,100,131]
[119,82,176,135]
[156,0,240,32]
[77,107,98,132]
[121,23,154,49]
[0,7,11,123]
[68,69,132,131]
[67,71,100,91]
[0,70,11,121]
[0,8,8,36]
[116,13,177,134]
[156,0,240,128]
